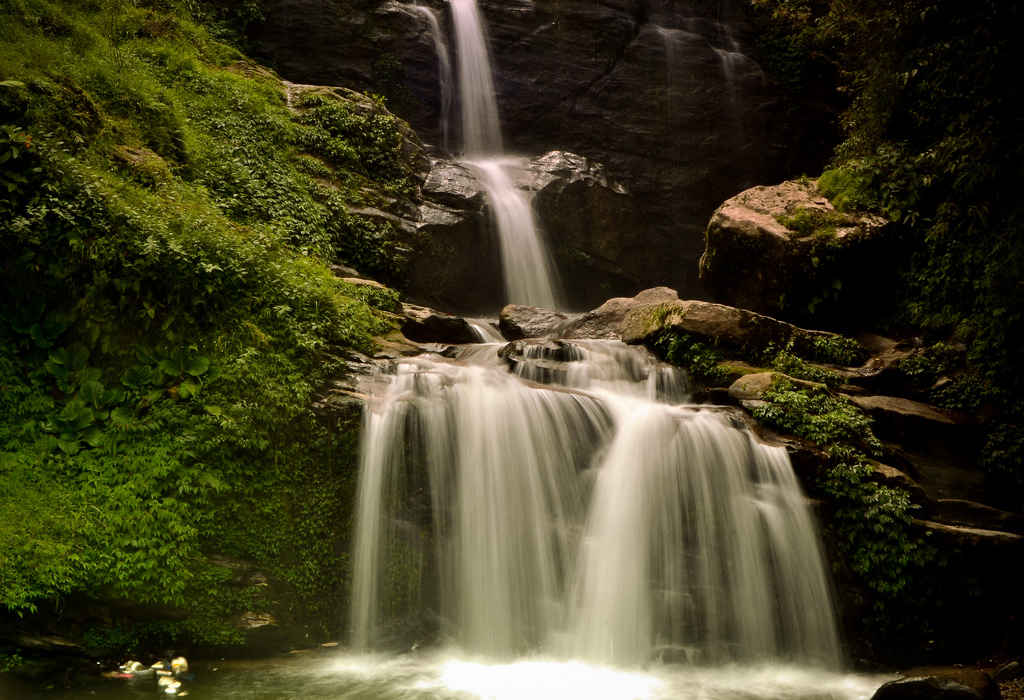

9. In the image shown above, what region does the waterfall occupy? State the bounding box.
[469,159,558,309]
[448,0,561,307]
[450,0,502,155]
[351,339,841,667]
[413,5,453,152]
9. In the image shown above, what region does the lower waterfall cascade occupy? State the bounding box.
[351,338,842,669]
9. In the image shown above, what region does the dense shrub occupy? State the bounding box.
[0,0,404,651]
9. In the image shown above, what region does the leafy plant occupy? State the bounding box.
[751,378,882,455]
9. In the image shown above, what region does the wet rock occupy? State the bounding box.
[372,329,431,359]
[559,287,679,340]
[498,339,581,364]
[995,662,1023,683]
[620,299,859,362]
[422,160,485,208]
[727,371,825,401]
[524,152,641,308]
[400,303,480,344]
[699,179,896,325]
[847,394,976,446]
[915,520,1023,547]
[933,500,1024,536]
[871,668,1000,700]
[867,461,928,506]
[312,352,375,425]
[499,304,573,340]
[410,152,639,312]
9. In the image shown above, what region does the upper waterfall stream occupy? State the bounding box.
[447,0,561,308]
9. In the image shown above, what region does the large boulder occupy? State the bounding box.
[620,299,863,363]
[400,303,480,344]
[559,286,680,340]
[499,304,573,340]
[699,179,896,326]
[871,669,1000,700]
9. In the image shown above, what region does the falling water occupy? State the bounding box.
[413,5,454,152]
[450,0,502,155]
[351,338,841,667]
[449,0,561,307]
[469,158,559,308]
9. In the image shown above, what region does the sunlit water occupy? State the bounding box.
[7,652,891,699]
[351,339,840,666]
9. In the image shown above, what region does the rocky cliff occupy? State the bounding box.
[246,0,835,301]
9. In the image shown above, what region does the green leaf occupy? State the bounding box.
[57,437,81,455]
[110,406,136,427]
[81,426,106,448]
[203,405,223,416]
[185,355,210,377]
[179,380,200,399]
[79,380,105,407]
[158,358,182,377]
[57,401,94,431]
[122,365,156,390]
[78,367,103,385]
[103,387,127,405]
[66,345,89,372]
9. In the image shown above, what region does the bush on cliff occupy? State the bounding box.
[0,0,405,654]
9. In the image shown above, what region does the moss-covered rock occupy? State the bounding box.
[698,178,899,328]
[621,299,866,366]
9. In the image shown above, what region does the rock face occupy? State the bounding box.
[248,0,836,299]
[336,144,643,310]
[498,304,572,340]
[400,303,480,344]
[872,669,1000,700]
[699,179,896,326]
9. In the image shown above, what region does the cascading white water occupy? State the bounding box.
[447,0,561,306]
[351,0,841,680]
[571,404,839,666]
[351,338,841,667]
[413,5,454,152]
[450,0,502,155]
[469,158,559,308]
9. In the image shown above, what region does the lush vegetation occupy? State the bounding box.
[752,0,1024,512]
[0,0,411,655]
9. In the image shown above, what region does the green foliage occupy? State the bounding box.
[895,342,962,392]
[820,448,933,596]
[755,0,1024,398]
[652,332,730,386]
[817,165,879,214]
[751,378,882,455]
[777,206,854,238]
[804,333,866,366]
[981,424,1024,513]
[770,348,843,388]
[0,0,404,650]
[818,446,938,643]
[0,652,25,672]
